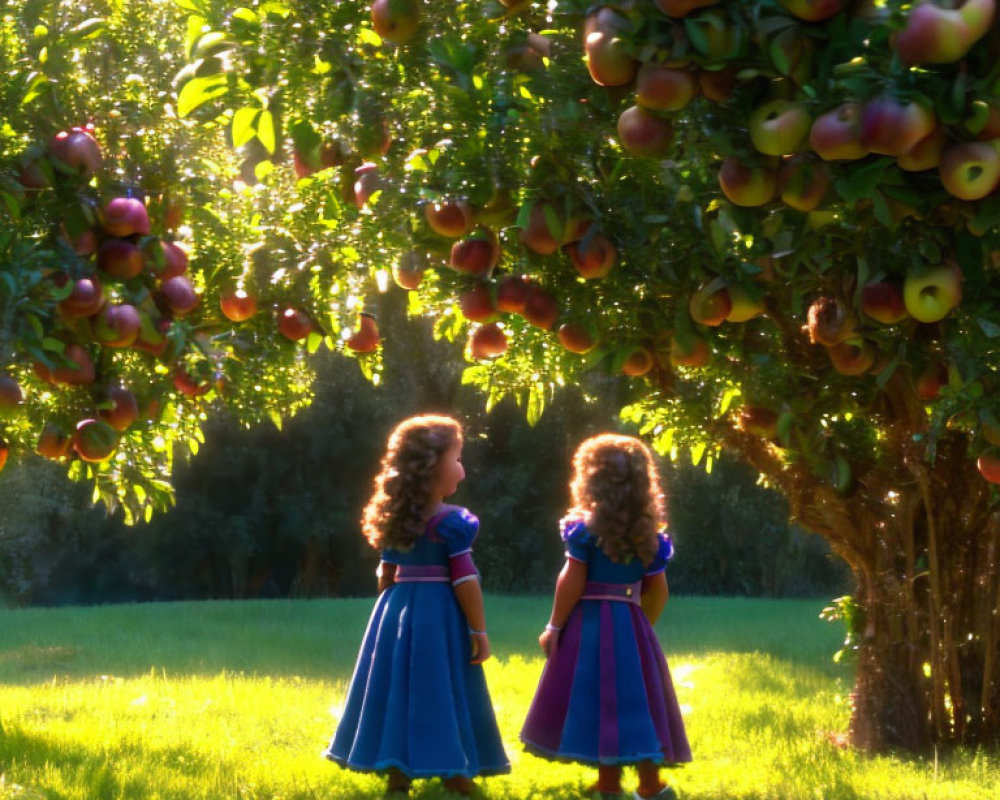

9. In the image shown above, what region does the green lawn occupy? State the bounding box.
[0,596,997,799]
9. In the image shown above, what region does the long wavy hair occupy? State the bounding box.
[566,433,666,566]
[362,414,463,552]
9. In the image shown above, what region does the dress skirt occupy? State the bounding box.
[521,599,691,765]
[325,582,510,778]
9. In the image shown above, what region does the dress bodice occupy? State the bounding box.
[562,518,673,584]
[381,506,479,567]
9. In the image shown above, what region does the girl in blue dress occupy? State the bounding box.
[521,433,691,800]
[325,414,509,796]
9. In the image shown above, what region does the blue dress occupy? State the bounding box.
[324,508,510,778]
[520,519,692,766]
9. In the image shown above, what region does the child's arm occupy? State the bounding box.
[539,558,588,656]
[376,561,397,594]
[640,571,669,624]
[453,579,491,665]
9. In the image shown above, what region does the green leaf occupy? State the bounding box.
[232,107,260,148]
[256,110,277,154]
[69,18,106,40]
[977,318,1000,338]
[176,74,229,117]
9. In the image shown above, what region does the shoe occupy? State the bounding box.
[633,787,678,800]
[442,775,475,796]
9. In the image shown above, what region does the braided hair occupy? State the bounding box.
[566,433,666,566]
[362,414,463,552]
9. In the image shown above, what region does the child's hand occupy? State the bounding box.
[469,631,491,664]
[538,627,560,658]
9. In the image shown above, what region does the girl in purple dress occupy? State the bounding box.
[325,415,509,796]
[521,433,691,800]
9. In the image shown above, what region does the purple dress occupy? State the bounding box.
[520,519,692,766]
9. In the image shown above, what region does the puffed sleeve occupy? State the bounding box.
[560,517,593,563]
[436,508,480,586]
[644,531,675,576]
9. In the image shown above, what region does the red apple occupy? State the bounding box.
[53,344,96,386]
[938,141,1000,201]
[777,0,847,22]
[670,335,711,367]
[36,423,72,460]
[346,313,381,353]
[497,274,532,313]
[102,197,150,237]
[73,418,119,463]
[698,66,737,102]
[371,0,420,45]
[898,126,947,172]
[278,307,312,341]
[450,228,500,276]
[621,346,654,377]
[0,440,7,473]
[100,386,139,432]
[916,362,948,400]
[904,262,963,322]
[164,198,184,230]
[173,368,210,398]
[977,448,1000,484]
[565,234,617,279]
[617,105,674,158]
[160,276,199,317]
[0,374,24,412]
[895,0,996,65]
[718,158,777,206]
[48,127,101,178]
[392,252,426,290]
[809,103,868,161]
[98,239,144,279]
[460,284,499,322]
[689,279,732,326]
[806,296,856,346]
[92,303,141,348]
[469,323,508,359]
[583,7,638,87]
[522,287,559,329]
[558,323,596,354]
[133,313,171,357]
[155,240,189,278]
[749,100,812,156]
[636,64,698,112]
[220,288,258,322]
[353,162,382,209]
[777,155,830,212]
[655,0,720,17]
[426,199,475,238]
[17,160,50,190]
[861,95,937,157]
[827,337,877,376]
[519,202,562,255]
[58,275,105,319]
[861,280,909,324]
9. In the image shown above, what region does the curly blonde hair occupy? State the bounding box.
[362,414,463,552]
[566,433,666,566]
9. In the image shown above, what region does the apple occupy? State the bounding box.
[685,8,747,60]
[497,274,532,313]
[725,283,765,322]
[655,0,719,16]
[393,252,426,290]
[519,202,562,255]
[321,138,351,169]
[173,368,210,398]
[916,362,948,400]
[777,0,847,22]
[583,7,638,87]
[809,103,868,161]
[636,65,698,112]
[895,126,946,173]
[154,241,189,278]
[689,279,732,326]
[522,287,559,330]
[749,100,811,156]
[476,186,518,228]
[371,0,420,45]
[36,423,72,460]
[806,296,856,346]
[460,284,499,322]
[220,287,258,322]
[938,141,1000,201]
[621,346,654,377]
[160,276,199,317]
[102,197,150,237]
[617,105,674,158]
[100,386,139,432]
[346,313,381,353]
[17,160,50,190]
[53,344,96,386]
[777,155,830,212]
[133,313,171,357]
[861,95,937,157]
[698,65,737,102]
[827,337,877,376]
[565,234,617,279]
[353,162,382,209]
[0,440,7,473]
[48,127,101,178]
[92,303,141,348]
[450,228,500,276]
[977,449,1000,484]
[895,0,996,64]
[60,224,98,257]
[278,307,312,341]
[736,406,778,438]
[860,280,909,325]
[558,323,596,354]
[0,375,23,420]
[73,418,119,463]
[98,239,144,279]
[425,199,475,238]
[982,422,1000,446]
[903,262,963,322]
[670,335,711,367]
[469,323,507,359]
[58,275,105,319]
[163,198,184,230]
[718,158,777,206]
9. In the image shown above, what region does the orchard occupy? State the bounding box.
[3,0,1000,753]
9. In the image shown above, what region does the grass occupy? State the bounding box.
[0,596,997,799]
